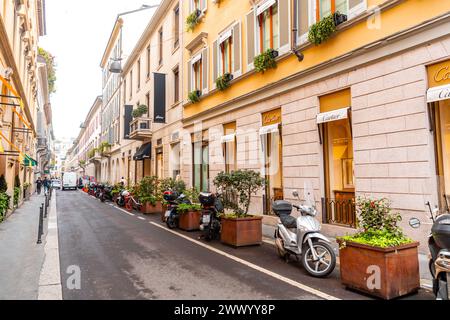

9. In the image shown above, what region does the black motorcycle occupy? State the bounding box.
[199,193,224,241]
[116,189,130,207]
[100,184,113,203]
[95,184,104,199]
[164,190,191,229]
[410,202,450,300]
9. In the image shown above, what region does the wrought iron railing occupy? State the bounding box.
[322,197,357,228]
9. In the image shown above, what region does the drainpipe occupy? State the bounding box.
[291,0,304,62]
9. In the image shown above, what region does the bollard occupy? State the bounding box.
[44,195,48,218]
[37,204,44,244]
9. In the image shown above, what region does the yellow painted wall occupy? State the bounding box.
[183,0,450,119]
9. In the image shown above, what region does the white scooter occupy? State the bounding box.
[273,186,336,278]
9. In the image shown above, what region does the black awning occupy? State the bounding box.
[133,143,152,161]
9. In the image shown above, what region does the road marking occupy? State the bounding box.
[113,206,135,217]
[137,217,146,221]
[149,222,340,301]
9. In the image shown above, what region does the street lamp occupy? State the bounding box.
[108,4,160,74]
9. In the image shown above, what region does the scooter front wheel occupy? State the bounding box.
[166,215,177,229]
[302,241,336,278]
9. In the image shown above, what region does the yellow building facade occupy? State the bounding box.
[180,0,450,245]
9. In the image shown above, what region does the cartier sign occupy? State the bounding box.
[428,60,450,88]
[434,66,450,83]
[427,84,450,103]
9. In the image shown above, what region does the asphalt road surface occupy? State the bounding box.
[56,190,433,300]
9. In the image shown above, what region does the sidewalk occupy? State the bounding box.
[262,224,433,288]
[0,194,48,300]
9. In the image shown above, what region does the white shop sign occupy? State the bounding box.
[427,84,450,103]
[317,107,350,124]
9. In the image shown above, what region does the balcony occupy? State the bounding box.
[37,137,48,150]
[129,117,153,141]
[88,149,102,163]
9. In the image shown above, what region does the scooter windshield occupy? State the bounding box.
[303,180,316,209]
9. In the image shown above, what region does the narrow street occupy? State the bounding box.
[56,191,433,300]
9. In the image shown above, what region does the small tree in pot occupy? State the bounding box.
[337,197,420,300]
[214,170,265,247]
[138,176,162,214]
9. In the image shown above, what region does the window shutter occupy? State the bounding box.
[246,10,256,71]
[201,47,209,94]
[348,0,367,19]
[233,22,242,78]
[212,40,218,90]
[187,59,192,94]
[278,0,290,55]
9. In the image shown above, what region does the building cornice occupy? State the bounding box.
[100,18,124,68]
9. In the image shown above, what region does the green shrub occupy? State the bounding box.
[215,73,233,91]
[132,105,148,118]
[177,203,201,214]
[308,13,337,46]
[0,175,8,193]
[338,197,414,249]
[186,9,201,32]
[188,90,201,104]
[138,176,160,205]
[159,177,186,195]
[214,170,265,218]
[0,192,10,222]
[254,49,278,74]
[13,187,20,207]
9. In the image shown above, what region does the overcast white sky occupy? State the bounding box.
[39,0,160,140]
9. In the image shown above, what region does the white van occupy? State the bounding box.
[62,172,78,191]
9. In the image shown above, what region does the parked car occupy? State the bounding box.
[51,179,62,190]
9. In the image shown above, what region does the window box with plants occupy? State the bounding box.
[177,203,202,231]
[186,9,202,32]
[137,176,162,214]
[254,49,278,74]
[188,90,202,104]
[214,170,265,247]
[215,73,233,91]
[337,197,420,300]
[308,11,347,46]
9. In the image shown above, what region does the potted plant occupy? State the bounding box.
[139,176,163,214]
[132,104,148,118]
[254,49,278,74]
[214,170,265,247]
[215,73,234,91]
[158,177,186,219]
[308,13,337,46]
[0,192,10,223]
[186,9,202,32]
[111,183,123,202]
[337,197,420,300]
[188,90,202,104]
[177,203,202,231]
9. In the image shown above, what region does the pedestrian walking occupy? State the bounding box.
[36,177,42,195]
[43,177,50,195]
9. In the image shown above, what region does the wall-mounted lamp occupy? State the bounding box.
[109,58,123,74]
[292,48,304,62]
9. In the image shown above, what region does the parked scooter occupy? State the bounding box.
[116,189,130,208]
[100,184,114,203]
[199,193,224,241]
[409,202,450,300]
[164,190,191,229]
[273,185,336,278]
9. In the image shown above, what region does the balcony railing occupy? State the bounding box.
[129,117,153,140]
[322,197,357,228]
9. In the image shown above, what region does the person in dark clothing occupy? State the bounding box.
[43,177,50,194]
[36,177,42,195]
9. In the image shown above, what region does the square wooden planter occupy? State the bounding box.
[221,216,263,247]
[179,210,202,231]
[141,201,163,214]
[338,240,420,300]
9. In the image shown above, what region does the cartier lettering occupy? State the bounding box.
[434,66,450,83]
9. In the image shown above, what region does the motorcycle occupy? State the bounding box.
[199,192,224,241]
[116,189,130,208]
[88,183,97,196]
[273,184,336,278]
[164,190,191,229]
[100,184,114,203]
[409,202,450,300]
[95,184,104,199]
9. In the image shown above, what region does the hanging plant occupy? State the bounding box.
[308,13,338,46]
[254,49,278,74]
[186,9,201,32]
[188,90,202,104]
[215,73,233,91]
[132,104,148,118]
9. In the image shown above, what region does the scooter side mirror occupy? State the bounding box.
[409,218,421,229]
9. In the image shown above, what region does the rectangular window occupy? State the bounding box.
[220,37,233,75]
[193,134,209,192]
[192,58,202,91]
[145,92,150,117]
[137,59,141,90]
[257,1,279,53]
[223,123,237,174]
[316,0,367,21]
[171,143,181,179]
[158,28,163,66]
[173,66,180,103]
[174,5,180,49]
[129,70,133,99]
[146,45,151,78]
[156,147,164,179]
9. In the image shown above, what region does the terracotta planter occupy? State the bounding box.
[141,201,163,214]
[338,240,420,300]
[179,210,202,231]
[221,216,263,247]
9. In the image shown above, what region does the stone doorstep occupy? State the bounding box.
[262,223,433,292]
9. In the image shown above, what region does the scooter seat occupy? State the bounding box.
[280,215,297,229]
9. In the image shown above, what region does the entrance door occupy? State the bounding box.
[156,148,164,179]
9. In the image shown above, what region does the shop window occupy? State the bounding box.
[318,89,356,228]
[156,147,164,179]
[171,142,181,179]
[260,109,283,215]
[193,132,209,192]
[222,122,237,174]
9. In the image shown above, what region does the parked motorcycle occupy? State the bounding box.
[164,190,192,229]
[95,184,104,199]
[88,183,97,196]
[199,192,224,241]
[273,184,336,278]
[410,202,450,300]
[116,189,130,208]
[100,184,114,203]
